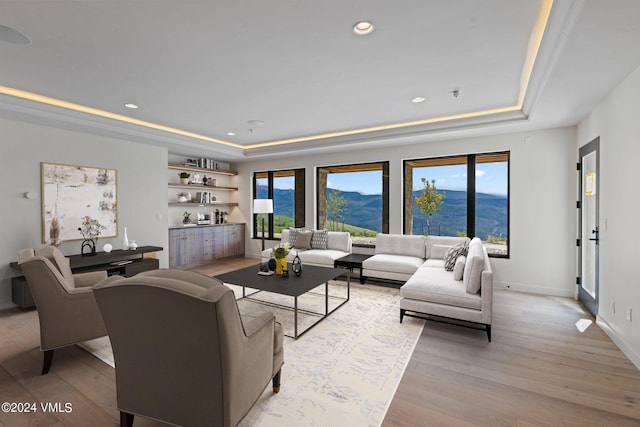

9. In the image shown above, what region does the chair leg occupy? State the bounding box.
[272,369,281,393]
[400,309,406,323]
[41,350,54,375]
[486,324,492,342]
[120,411,134,427]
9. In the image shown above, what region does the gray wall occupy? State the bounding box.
[0,117,168,309]
[237,126,577,298]
[577,64,640,368]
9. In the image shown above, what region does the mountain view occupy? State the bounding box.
[257,186,507,241]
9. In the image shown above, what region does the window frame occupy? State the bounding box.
[316,161,389,246]
[403,152,510,258]
[252,169,305,240]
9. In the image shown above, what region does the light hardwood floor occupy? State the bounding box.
[2,258,639,426]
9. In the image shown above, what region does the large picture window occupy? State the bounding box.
[404,152,509,257]
[317,162,389,246]
[253,169,305,239]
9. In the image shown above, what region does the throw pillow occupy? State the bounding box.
[288,227,299,247]
[443,242,468,271]
[311,229,328,249]
[296,230,313,249]
[453,255,465,281]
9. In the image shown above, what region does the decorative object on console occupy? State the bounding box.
[182,212,191,225]
[103,243,113,253]
[292,250,303,276]
[78,216,105,256]
[253,199,274,251]
[122,226,129,250]
[129,240,138,250]
[178,172,190,185]
[48,217,61,247]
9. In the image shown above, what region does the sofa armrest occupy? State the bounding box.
[73,270,108,288]
[480,266,493,325]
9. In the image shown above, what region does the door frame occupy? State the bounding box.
[577,137,599,316]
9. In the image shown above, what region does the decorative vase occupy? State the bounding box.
[275,257,287,275]
[129,240,138,250]
[292,252,303,276]
[122,227,129,250]
[81,239,96,256]
[180,178,189,185]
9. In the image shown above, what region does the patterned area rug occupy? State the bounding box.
[81,281,424,427]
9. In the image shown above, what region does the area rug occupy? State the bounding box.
[80,281,424,427]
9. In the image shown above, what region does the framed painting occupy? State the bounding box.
[41,162,118,243]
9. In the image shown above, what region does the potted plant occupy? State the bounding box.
[183,211,191,225]
[177,192,188,203]
[178,172,190,185]
[272,243,291,275]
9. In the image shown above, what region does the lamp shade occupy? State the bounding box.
[253,199,273,214]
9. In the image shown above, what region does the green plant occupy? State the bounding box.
[327,189,348,231]
[178,172,190,178]
[183,211,191,220]
[177,192,188,197]
[273,242,291,259]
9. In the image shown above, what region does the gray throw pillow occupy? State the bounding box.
[296,230,313,249]
[443,242,468,271]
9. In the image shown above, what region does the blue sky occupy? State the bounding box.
[272,163,508,196]
[274,162,507,195]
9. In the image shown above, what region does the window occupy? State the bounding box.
[404,152,509,257]
[253,169,305,239]
[317,162,389,246]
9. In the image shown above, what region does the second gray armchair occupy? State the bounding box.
[93,269,284,427]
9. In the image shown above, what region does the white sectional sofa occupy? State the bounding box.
[363,233,493,341]
[261,229,352,268]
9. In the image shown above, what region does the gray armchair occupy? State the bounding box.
[18,246,114,374]
[93,269,284,427]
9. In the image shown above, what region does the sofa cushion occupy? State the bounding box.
[363,254,424,275]
[296,230,313,249]
[311,229,328,249]
[401,267,481,310]
[299,249,348,266]
[375,234,426,258]
[453,255,466,281]
[288,228,299,247]
[327,231,351,252]
[421,258,444,269]
[463,238,484,294]
[444,242,469,271]
[426,235,470,259]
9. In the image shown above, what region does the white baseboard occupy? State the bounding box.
[493,281,574,298]
[596,316,640,370]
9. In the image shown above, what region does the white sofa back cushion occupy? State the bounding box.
[463,237,484,294]
[426,235,470,259]
[375,234,426,258]
[327,231,351,253]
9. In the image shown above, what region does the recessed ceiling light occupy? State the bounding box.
[124,103,138,109]
[412,97,426,103]
[247,119,265,127]
[226,132,236,136]
[353,21,374,36]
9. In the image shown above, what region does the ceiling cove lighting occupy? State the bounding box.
[353,21,374,35]
[0,85,244,149]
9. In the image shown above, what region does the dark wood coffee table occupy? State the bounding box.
[215,264,349,339]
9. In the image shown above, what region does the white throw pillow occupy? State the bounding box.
[453,255,465,281]
[311,229,328,249]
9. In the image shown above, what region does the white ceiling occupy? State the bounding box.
[1,0,640,161]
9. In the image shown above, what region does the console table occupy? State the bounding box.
[9,246,163,309]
